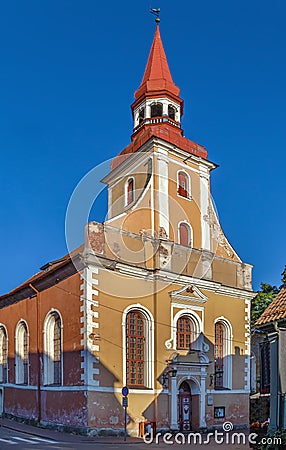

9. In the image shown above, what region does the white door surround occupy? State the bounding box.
[170,359,208,430]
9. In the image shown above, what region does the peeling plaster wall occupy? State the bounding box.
[41,390,88,427]
[205,393,249,427]
[4,387,37,420]
[87,391,125,428]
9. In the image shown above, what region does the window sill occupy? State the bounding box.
[214,387,231,391]
[126,385,152,390]
[177,193,192,202]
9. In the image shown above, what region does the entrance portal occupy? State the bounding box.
[178,381,191,431]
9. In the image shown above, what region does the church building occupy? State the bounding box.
[0,23,254,435]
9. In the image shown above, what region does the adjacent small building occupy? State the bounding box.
[0,24,254,435]
[255,285,286,430]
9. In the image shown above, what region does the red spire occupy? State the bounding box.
[134,25,181,104]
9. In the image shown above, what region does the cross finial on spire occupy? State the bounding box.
[150,8,160,24]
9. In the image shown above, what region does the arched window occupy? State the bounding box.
[138,108,145,124]
[123,306,154,389]
[177,316,193,350]
[150,102,163,118]
[173,310,202,351]
[126,311,145,386]
[126,178,134,206]
[178,171,190,198]
[0,326,8,383]
[168,104,176,121]
[179,222,192,247]
[214,319,232,390]
[214,322,224,389]
[44,312,62,386]
[15,321,29,385]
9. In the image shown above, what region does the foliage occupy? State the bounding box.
[281,265,286,286]
[251,265,286,328]
[257,429,286,449]
[251,283,278,328]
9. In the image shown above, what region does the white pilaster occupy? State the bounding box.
[80,266,100,387]
[199,166,210,251]
[170,374,179,430]
[157,150,169,237]
[162,102,168,116]
[200,374,207,428]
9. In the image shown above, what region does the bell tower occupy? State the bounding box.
[131,24,183,133]
[103,22,240,264]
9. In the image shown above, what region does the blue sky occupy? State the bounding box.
[0,0,285,294]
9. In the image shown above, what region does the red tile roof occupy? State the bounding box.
[256,285,286,326]
[0,246,83,303]
[110,122,208,171]
[133,25,182,109]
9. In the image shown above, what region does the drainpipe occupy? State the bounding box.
[272,322,281,429]
[153,236,158,429]
[273,321,286,430]
[29,283,41,424]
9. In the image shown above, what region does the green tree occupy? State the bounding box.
[251,283,278,328]
[280,265,286,286]
[251,265,286,327]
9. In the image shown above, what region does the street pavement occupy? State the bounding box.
[0,418,253,449]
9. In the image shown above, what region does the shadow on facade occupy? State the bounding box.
[141,335,250,433]
[0,336,250,435]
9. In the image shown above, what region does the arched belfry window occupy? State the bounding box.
[124,306,154,389]
[179,222,192,247]
[138,108,145,124]
[178,171,190,198]
[0,326,8,383]
[150,102,163,118]
[44,311,62,386]
[126,178,134,206]
[15,321,29,385]
[214,319,232,390]
[168,104,176,121]
[177,316,193,350]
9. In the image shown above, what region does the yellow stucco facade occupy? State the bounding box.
[82,133,254,433]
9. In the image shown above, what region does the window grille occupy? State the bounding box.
[214,322,224,389]
[177,316,193,350]
[126,311,145,386]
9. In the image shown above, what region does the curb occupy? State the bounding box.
[0,420,143,445]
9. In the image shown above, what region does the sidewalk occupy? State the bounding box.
[0,417,142,445]
[0,418,254,448]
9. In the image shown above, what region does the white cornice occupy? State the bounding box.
[170,293,207,304]
[102,136,217,185]
[101,141,154,185]
[85,255,255,301]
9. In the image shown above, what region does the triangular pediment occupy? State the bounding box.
[169,284,208,304]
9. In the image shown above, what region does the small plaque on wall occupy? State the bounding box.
[207,395,213,406]
[214,406,225,418]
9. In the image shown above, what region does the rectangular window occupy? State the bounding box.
[214,407,225,419]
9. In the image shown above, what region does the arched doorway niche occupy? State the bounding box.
[177,378,200,431]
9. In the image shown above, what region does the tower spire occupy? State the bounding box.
[133,24,181,103]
